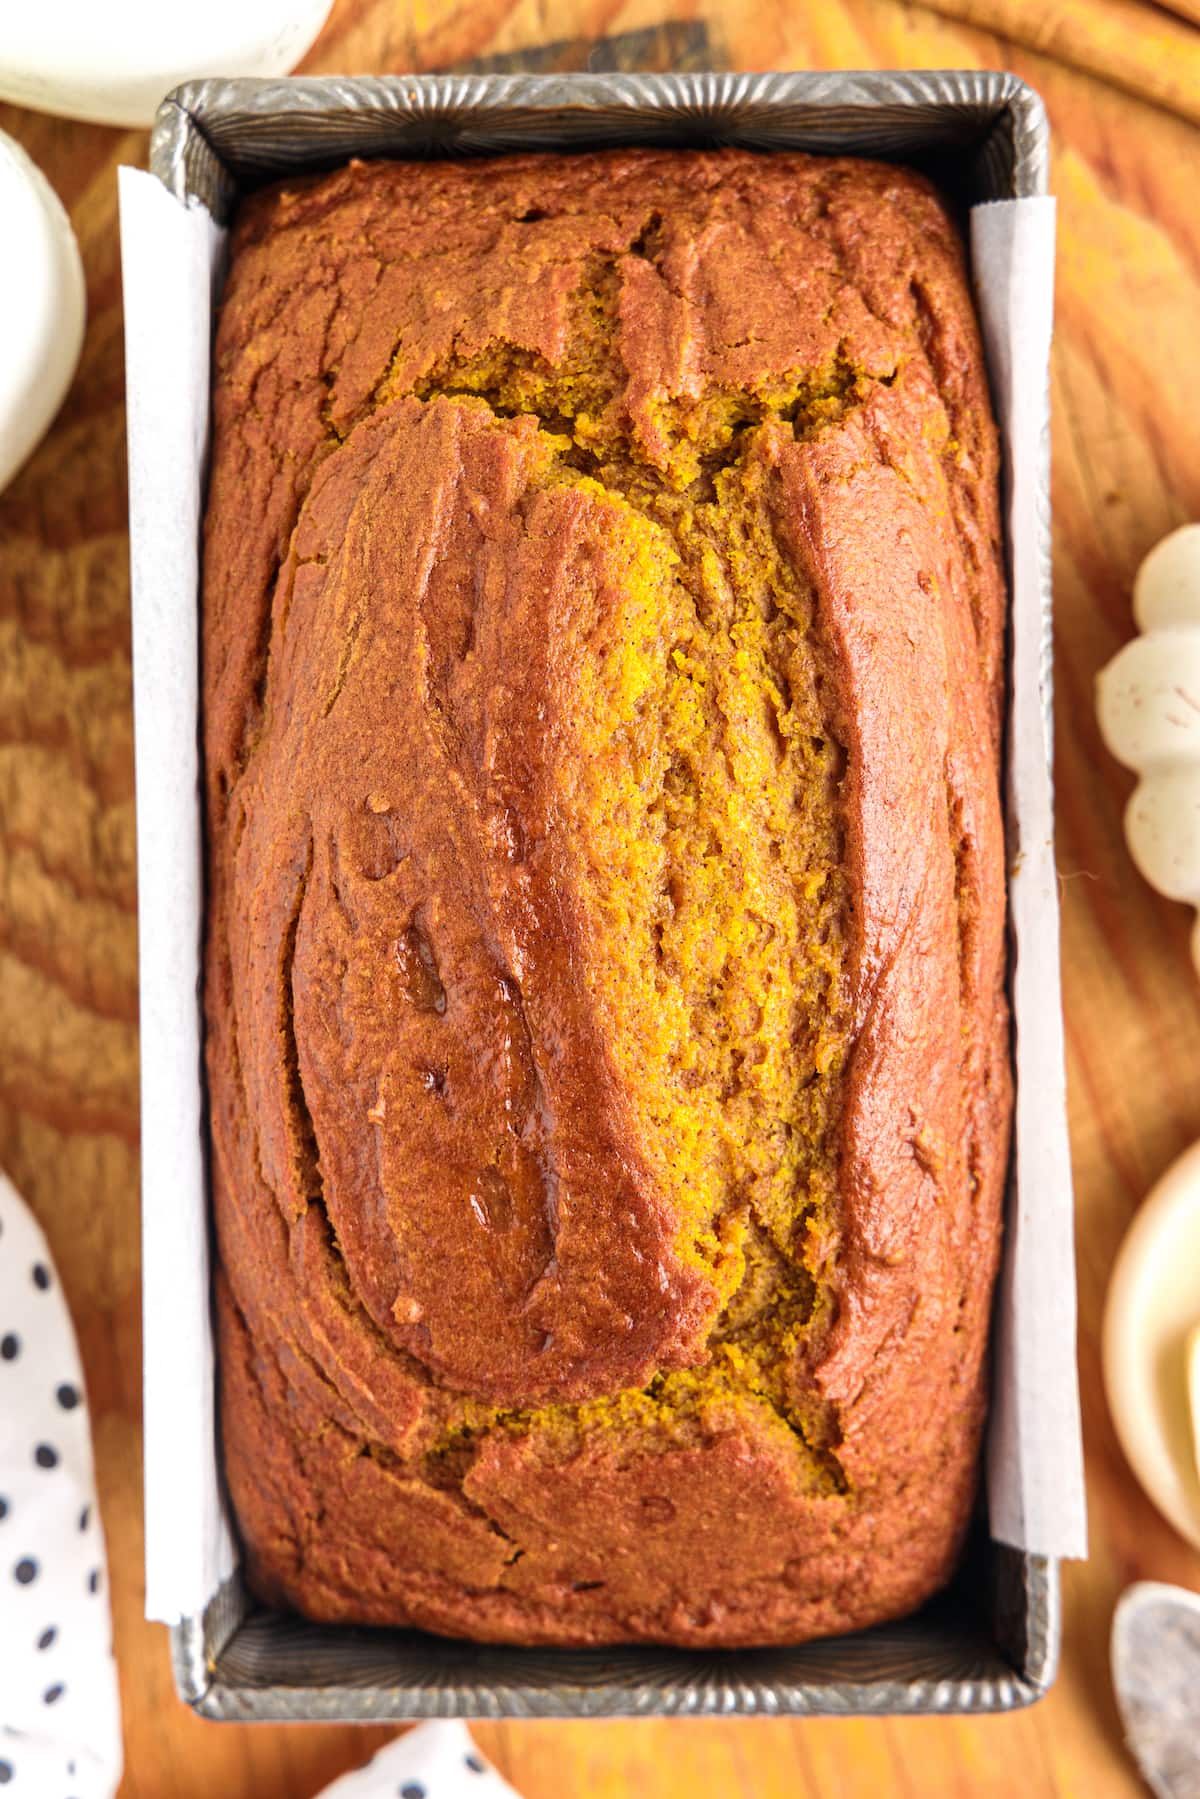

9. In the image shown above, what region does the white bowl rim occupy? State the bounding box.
[1102,1140,1200,1552]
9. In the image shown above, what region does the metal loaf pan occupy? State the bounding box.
[151,67,1057,1722]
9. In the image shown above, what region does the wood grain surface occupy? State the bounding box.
[1,0,1198,1793]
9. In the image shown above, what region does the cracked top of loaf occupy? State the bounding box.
[203,147,1011,1648]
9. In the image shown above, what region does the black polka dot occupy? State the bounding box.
[56,1381,81,1410]
[37,1625,56,1650]
[34,1443,59,1471]
[465,1755,486,1774]
[400,1785,427,1799]
[0,1496,7,1521]
[0,1332,18,1361]
[78,1505,90,1532]
[88,1567,101,1595]
[42,1682,64,1705]
[14,1556,37,1584]
[32,1261,50,1290]
[0,1762,10,1785]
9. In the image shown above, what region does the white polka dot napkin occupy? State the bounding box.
[0,1171,122,1798]
[1,1169,517,1797]
[320,1723,520,1798]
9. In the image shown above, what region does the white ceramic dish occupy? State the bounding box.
[0,0,333,128]
[1103,1140,1200,1550]
[0,129,85,495]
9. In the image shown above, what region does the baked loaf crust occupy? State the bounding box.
[203,149,1011,1648]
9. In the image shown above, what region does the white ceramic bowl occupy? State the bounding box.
[0,0,334,129]
[1103,1140,1200,1550]
[0,130,85,495]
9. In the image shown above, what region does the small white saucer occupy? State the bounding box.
[1103,1140,1200,1550]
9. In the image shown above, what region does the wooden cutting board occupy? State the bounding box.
[1,1,1198,1793]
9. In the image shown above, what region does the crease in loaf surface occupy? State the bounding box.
[203,147,1012,1648]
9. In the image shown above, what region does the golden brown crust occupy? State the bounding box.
[203,148,1010,1648]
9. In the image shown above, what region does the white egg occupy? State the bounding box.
[1096,628,1200,773]
[1133,521,1200,631]
[0,0,333,130]
[1097,522,1200,973]
[1124,767,1200,904]
[0,130,85,496]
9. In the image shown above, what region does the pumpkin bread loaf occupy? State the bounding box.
[202,148,1011,1647]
